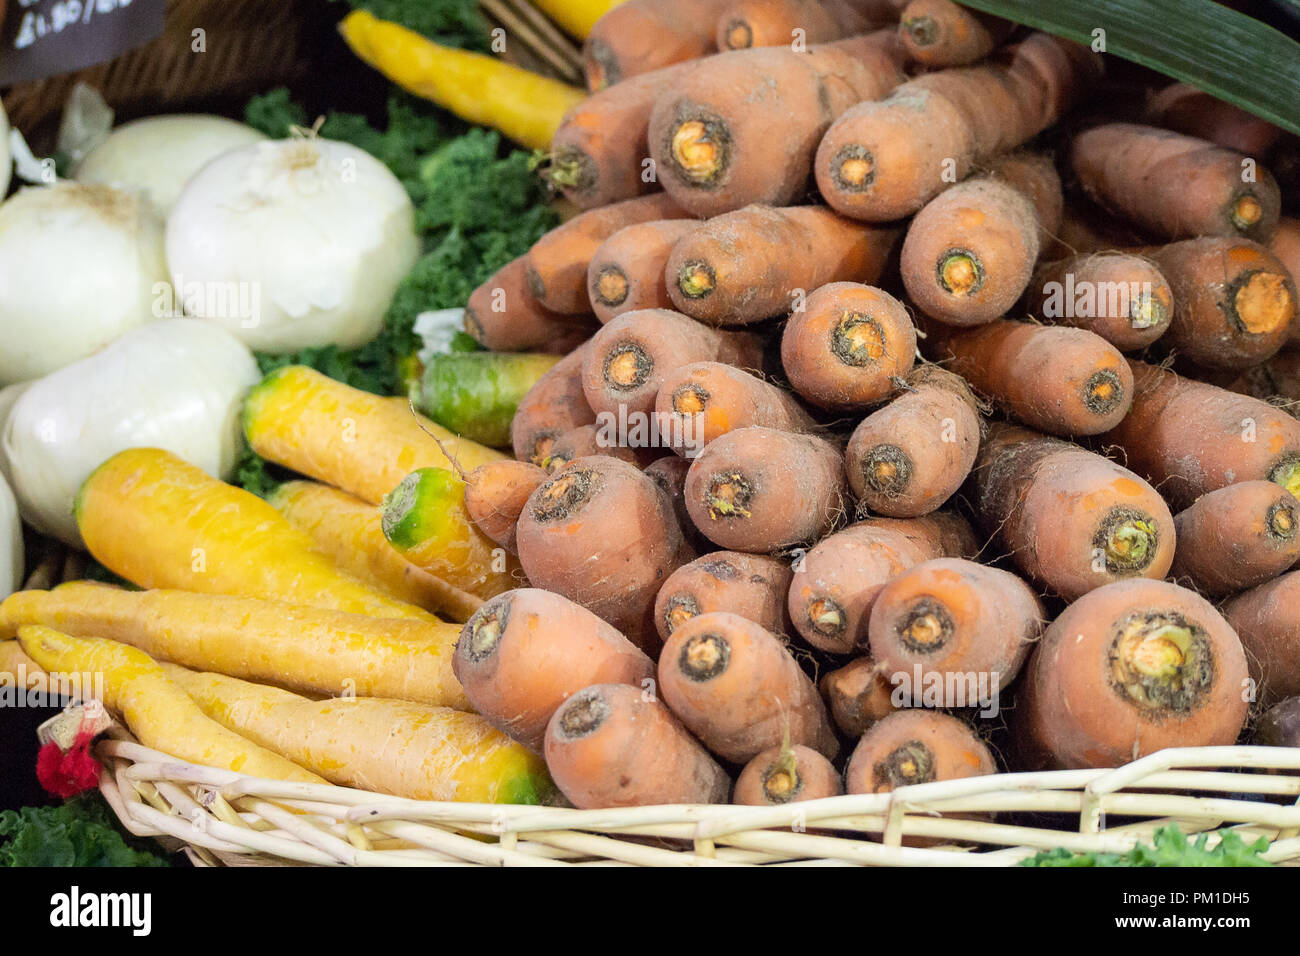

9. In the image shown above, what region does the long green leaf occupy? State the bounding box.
[957,0,1300,137]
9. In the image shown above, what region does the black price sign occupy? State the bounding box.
[0,0,166,86]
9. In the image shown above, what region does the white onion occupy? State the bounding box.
[165,137,420,353]
[0,182,169,386]
[73,114,266,216]
[0,101,11,198]
[1,319,260,546]
[0,470,19,598]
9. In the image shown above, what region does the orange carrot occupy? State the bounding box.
[587,219,698,323]
[789,512,977,655]
[1101,359,1300,510]
[1015,579,1249,769]
[844,365,981,517]
[901,152,1062,325]
[465,255,595,351]
[544,683,732,808]
[463,459,550,554]
[654,361,819,457]
[581,308,764,418]
[1143,237,1295,370]
[658,611,838,762]
[867,557,1042,695]
[922,317,1133,436]
[1072,123,1282,242]
[453,588,655,752]
[667,205,902,325]
[717,0,848,50]
[525,193,691,314]
[781,282,916,410]
[511,340,598,466]
[819,655,898,736]
[1145,82,1285,158]
[734,743,842,806]
[516,456,692,644]
[899,0,1014,67]
[1223,571,1300,705]
[654,550,794,642]
[1026,252,1174,351]
[684,426,848,553]
[542,423,659,472]
[844,709,995,792]
[1170,481,1300,597]
[583,0,733,91]
[816,33,1101,221]
[648,32,904,217]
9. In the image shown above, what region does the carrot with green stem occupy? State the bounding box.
[243,365,503,506]
[867,558,1042,696]
[789,512,977,655]
[516,456,692,644]
[820,655,897,736]
[654,551,794,642]
[77,448,429,621]
[583,0,734,91]
[381,467,521,598]
[587,220,697,322]
[1026,252,1174,351]
[1170,481,1300,598]
[922,317,1133,437]
[165,665,552,803]
[658,611,838,763]
[684,426,848,553]
[970,423,1176,601]
[816,32,1102,221]
[1,582,470,709]
[269,481,483,622]
[581,308,764,418]
[654,361,818,458]
[844,365,981,518]
[464,255,594,352]
[667,206,902,326]
[18,627,324,783]
[454,589,655,752]
[1223,571,1300,706]
[898,0,1014,68]
[901,152,1062,326]
[781,282,916,410]
[1101,359,1300,510]
[1141,237,1295,370]
[511,340,598,466]
[544,683,732,808]
[1014,579,1249,770]
[550,63,694,209]
[845,710,995,798]
[648,32,905,217]
[734,743,842,806]
[525,193,691,315]
[1072,123,1282,242]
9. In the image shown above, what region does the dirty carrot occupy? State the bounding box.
[462,460,550,554]
[464,255,593,352]
[844,365,981,518]
[844,709,995,793]
[899,0,1013,67]
[734,743,843,806]
[1170,481,1300,597]
[453,588,655,752]
[587,219,698,322]
[717,0,848,50]
[1026,252,1174,351]
[654,550,794,642]
[819,655,898,736]
[658,611,838,763]
[1223,570,1300,706]
[583,0,734,91]
[511,340,598,466]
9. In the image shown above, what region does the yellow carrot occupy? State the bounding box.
[0,637,42,689]
[270,481,483,623]
[164,665,555,804]
[534,0,628,39]
[243,365,504,506]
[381,468,523,598]
[76,448,429,621]
[18,627,324,784]
[1,583,469,709]
[339,10,587,151]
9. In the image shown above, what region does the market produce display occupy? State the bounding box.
[2,0,1300,868]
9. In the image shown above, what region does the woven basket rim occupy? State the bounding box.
[91,728,1300,867]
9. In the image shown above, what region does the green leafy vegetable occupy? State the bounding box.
[957,0,1300,136]
[0,794,171,867]
[1022,825,1272,867]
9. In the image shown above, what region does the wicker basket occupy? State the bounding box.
[90,721,1300,867]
